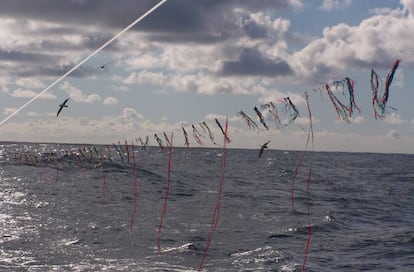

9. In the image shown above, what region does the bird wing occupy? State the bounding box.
[57,98,70,117]
[258,146,265,158]
[57,105,63,117]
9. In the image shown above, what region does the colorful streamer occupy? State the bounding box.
[200,121,217,145]
[261,102,281,129]
[192,124,204,146]
[215,118,231,144]
[253,106,269,130]
[371,59,400,119]
[181,126,190,148]
[238,110,260,131]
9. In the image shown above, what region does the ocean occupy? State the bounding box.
[0,142,413,271]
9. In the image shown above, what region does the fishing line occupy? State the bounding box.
[0,0,167,127]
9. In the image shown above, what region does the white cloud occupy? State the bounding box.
[384,112,406,124]
[16,78,45,89]
[103,96,118,105]
[3,107,17,116]
[11,88,56,99]
[320,0,352,11]
[168,73,271,95]
[386,129,401,139]
[289,0,304,9]
[123,70,167,86]
[60,81,101,103]
[122,52,162,70]
[291,7,412,81]
[401,0,414,16]
[121,108,144,125]
[27,111,54,117]
[350,115,365,124]
[0,77,9,93]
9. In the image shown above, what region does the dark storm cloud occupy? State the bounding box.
[0,0,299,43]
[218,48,294,77]
[0,0,300,78]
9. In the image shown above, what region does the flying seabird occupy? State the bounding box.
[57,97,70,117]
[258,140,270,158]
[97,62,111,70]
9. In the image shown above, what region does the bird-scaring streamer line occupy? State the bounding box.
[157,132,173,255]
[302,91,314,272]
[0,0,167,127]
[198,118,228,272]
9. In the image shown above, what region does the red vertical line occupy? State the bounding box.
[157,132,174,255]
[35,154,46,177]
[117,141,127,162]
[291,96,314,210]
[113,143,125,163]
[88,147,94,164]
[129,142,139,233]
[100,147,107,205]
[125,140,130,164]
[302,91,314,272]
[72,151,84,177]
[291,152,305,209]
[106,145,112,162]
[198,118,228,272]
[54,153,60,180]
[44,156,53,182]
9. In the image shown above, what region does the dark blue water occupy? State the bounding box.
[1,142,413,271]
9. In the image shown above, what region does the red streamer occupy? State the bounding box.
[157,132,174,255]
[129,143,139,233]
[302,92,314,271]
[100,147,110,205]
[198,118,228,271]
[125,140,130,164]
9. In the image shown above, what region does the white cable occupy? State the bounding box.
[0,0,167,126]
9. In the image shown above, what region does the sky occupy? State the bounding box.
[1,0,414,154]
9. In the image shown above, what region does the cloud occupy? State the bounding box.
[218,48,293,77]
[0,1,303,42]
[122,107,144,121]
[11,88,56,99]
[168,73,270,95]
[3,107,17,116]
[384,112,406,124]
[291,7,414,80]
[319,0,352,11]
[16,78,45,89]
[103,96,118,105]
[60,81,101,103]
[401,0,414,15]
[0,77,9,93]
[123,70,167,85]
[0,1,303,84]
[350,115,365,124]
[386,129,401,139]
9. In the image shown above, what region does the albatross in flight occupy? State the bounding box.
[258,140,270,158]
[57,98,70,117]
